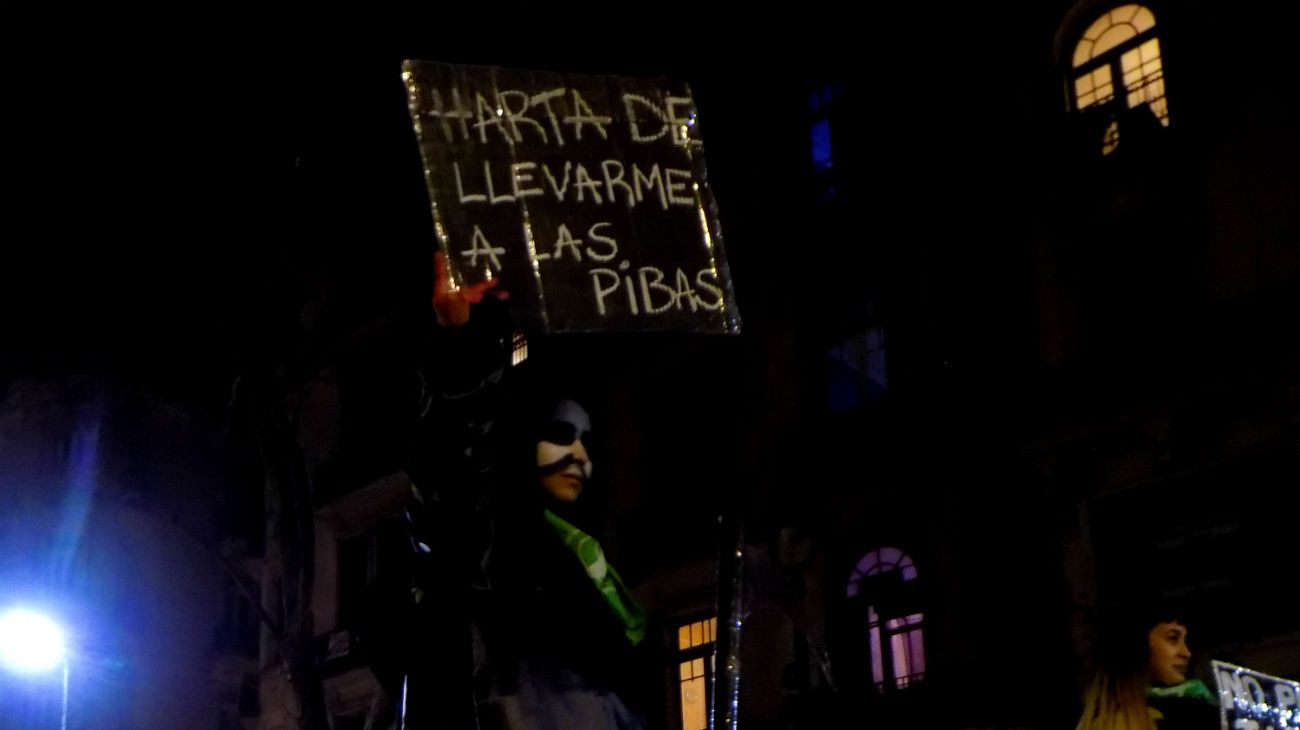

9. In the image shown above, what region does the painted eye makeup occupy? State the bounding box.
[540,420,588,446]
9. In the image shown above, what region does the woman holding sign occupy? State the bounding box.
[1075,600,1218,730]
[370,253,653,729]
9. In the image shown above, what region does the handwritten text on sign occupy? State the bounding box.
[402,61,740,334]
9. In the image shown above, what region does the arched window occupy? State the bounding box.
[1069,5,1169,154]
[846,547,925,690]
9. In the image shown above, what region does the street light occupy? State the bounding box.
[0,608,69,730]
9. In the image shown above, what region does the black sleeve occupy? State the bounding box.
[357,298,518,729]
[406,295,515,514]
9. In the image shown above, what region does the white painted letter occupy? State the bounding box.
[586,222,619,262]
[541,161,573,202]
[510,162,543,200]
[638,266,677,314]
[590,269,620,316]
[601,160,636,208]
[473,92,513,145]
[665,168,694,206]
[573,163,603,204]
[483,161,515,204]
[551,224,583,262]
[665,96,694,146]
[566,89,611,141]
[632,163,667,210]
[695,269,723,311]
[529,88,567,146]
[623,94,668,143]
[453,161,486,204]
[497,90,548,144]
[461,226,505,272]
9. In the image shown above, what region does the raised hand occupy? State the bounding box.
[432,251,505,328]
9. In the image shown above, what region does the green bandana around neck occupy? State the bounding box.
[543,509,648,646]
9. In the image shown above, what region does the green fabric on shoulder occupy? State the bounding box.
[1148,678,1217,705]
[544,509,648,646]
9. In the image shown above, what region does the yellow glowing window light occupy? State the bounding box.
[1069,4,1168,153]
[677,617,717,730]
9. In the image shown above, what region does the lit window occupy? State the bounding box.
[1120,37,1168,125]
[808,82,842,201]
[1102,120,1121,156]
[676,617,716,730]
[1068,5,1169,153]
[846,547,916,596]
[846,548,925,690]
[511,330,528,366]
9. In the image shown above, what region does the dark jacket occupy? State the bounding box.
[365,299,652,729]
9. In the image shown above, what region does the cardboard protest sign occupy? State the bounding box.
[403,60,741,334]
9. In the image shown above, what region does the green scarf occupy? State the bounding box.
[544,509,647,646]
[1147,678,1217,705]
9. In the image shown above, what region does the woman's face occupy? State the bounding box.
[1146,621,1191,686]
[536,400,592,504]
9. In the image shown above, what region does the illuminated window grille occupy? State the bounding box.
[846,547,925,691]
[676,617,717,730]
[1102,120,1121,156]
[511,330,528,367]
[1069,5,1170,153]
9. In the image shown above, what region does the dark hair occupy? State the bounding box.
[1095,597,1190,676]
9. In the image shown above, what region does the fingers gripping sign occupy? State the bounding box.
[433,250,509,328]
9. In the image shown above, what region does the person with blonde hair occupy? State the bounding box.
[1076,600,1217,730]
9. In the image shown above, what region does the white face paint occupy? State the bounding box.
[536,399,593,504]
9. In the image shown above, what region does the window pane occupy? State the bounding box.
[1081,14,1110,42]
[680,676,707,730]
[691,621,703,648]
[887,613,923,630]
[891,632,910,681]
[1076,6,1157,67]
[680,661,692,682]
[1111,4,1139,24]
[1094,25,1137,58]
[709,618,717,642]
[1150,96,1170,126]
[693,658,705,678]
[1139,37,1160,64]
[1094,66,1113,91]
[678,625,691,651]
[870,624,884,686]
[908,628,926,677]
[1073,41,1093,68]
[1132,6,1156,33]
[1075,65,1115,111]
